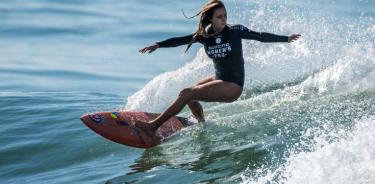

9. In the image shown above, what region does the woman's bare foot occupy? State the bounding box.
[134,120,159,133]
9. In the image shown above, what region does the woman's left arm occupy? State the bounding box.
[235,25,300,43]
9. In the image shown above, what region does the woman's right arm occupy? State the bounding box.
[139,33,195,54]
[156,33,195,47]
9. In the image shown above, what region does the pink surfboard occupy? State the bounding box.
[80,111,195,148]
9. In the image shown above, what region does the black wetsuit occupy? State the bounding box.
[156,24,289,87]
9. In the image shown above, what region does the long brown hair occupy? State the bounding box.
[183,0,225,53]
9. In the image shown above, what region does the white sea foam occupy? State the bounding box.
[242,117,375,184]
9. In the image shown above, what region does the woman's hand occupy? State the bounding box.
[139,43,159,54]
[288,34,301,43]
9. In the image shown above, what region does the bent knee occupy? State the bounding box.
[178,87,194,101]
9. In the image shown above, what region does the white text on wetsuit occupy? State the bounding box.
[207,43,232,58]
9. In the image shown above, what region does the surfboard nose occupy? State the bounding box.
[80,113,106,125]
[80,113,100,131]
[80,114,90,125]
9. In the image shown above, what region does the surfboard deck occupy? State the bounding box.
[80,111,195,148]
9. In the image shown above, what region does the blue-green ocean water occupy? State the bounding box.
[1,0,375,183]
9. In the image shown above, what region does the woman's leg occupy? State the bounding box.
[187,100,204,122]
[188,76,216,122]
[136,79,242,131]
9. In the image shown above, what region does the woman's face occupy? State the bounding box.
[210,7,227,30]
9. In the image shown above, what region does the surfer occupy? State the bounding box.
[136,0,301,131]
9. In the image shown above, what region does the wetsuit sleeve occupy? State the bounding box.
[156,33,199,48]
[235,25,289,42]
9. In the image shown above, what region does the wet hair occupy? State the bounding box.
[183,0,225,53]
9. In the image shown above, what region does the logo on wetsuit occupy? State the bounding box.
[216,38,222,44]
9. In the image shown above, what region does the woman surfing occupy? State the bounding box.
[136,0,301,132]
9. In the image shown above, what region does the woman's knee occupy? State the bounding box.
[178,87,194,102]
